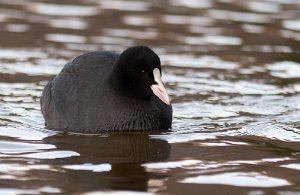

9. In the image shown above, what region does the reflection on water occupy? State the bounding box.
[181,172,291,187]
[43,133,170,163]
[267,61,300,78]
[28,3,100,16]
[1,0,300,194]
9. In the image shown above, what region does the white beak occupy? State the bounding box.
[150,68,171,105]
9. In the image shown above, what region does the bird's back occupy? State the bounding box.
[41,51,119,130]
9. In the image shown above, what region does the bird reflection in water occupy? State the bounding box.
[41,133,170,192]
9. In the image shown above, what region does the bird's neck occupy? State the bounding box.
[108,71,150,100]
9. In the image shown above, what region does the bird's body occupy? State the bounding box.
[41,46,172,132]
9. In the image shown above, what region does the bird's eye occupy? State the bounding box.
[141,69,146,73]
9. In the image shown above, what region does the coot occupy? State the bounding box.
[40,46,172,132]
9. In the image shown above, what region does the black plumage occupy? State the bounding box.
[40,46,172,132]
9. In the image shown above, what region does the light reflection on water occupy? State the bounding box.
[28,3,100,16]
[181,172,291,187]
[1,0,300,194]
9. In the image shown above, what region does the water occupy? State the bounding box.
[1,0,300,194]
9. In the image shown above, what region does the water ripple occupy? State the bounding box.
[28,3,100,16]
[181,172,291,187]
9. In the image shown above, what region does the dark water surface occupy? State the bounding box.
[1,0,300,194]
